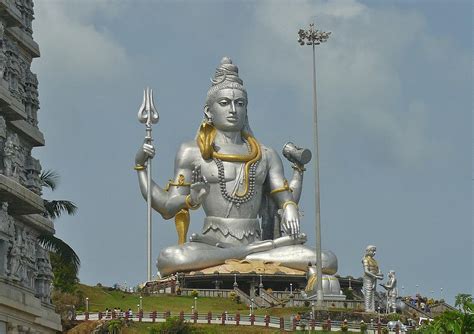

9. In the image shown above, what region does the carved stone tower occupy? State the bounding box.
[0,0,62,332]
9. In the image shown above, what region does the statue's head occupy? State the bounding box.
[204,57,250,132]
[365,245,376,257]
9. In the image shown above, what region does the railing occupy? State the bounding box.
[402,300,433,319]
[179,288,234,298]
[74,311,287,330]
[259,289,283,306]
[74,311,413,332]
[233,287,253,307]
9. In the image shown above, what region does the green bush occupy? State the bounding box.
[342,288,354,300]
[107,320,123,334]
[387,313,401,321]
[153,317,194,334]
[190,290,199,298]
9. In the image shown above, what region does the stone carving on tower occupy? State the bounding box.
[0,0,62,331]
[0,22,6,79]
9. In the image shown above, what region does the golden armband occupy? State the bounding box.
[134,164,146,171]
[270,180,293,195]
[185,194,200,210]
[164,174,191,191]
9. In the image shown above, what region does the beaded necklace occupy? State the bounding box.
[212,135,261,207]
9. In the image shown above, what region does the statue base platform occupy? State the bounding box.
[144,259,363,302]
[189,259,305,275]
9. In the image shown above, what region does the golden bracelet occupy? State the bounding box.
[185,194,200,210]
[282,200,298,210]
[134,164,146,171]
[270,180,293,195]
[291,164,306,173]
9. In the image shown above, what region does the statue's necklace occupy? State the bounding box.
[212,135,261,207]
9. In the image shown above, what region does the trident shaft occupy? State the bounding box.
[138,87,159,282]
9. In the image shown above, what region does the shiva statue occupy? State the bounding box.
[381,270,398,313]
[134,57,338,284]
[362,245,384,312]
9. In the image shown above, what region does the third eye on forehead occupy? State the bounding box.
[214,89,246,102]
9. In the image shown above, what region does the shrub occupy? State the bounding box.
[155,317,193,334]
[341,320,349,332]
[360,320,368,333]
[342,287,354,300]
[107,319,123,334]
[51,291,79,321]
[190,290,199,298]
[387,313,401,321]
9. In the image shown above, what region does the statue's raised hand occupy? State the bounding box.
[189,165,210,206]
[135,143,155,166]
[282,204,300,237]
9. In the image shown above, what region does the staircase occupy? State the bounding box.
[260,289,283,307]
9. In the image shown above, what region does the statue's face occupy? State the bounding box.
[367,247,376,257]
[207,88,247,132]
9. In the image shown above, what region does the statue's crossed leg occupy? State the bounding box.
[157,233,337,277]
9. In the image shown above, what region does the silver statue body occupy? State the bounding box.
[381,270,398,313]
[135,57,338,278]
[362,245,384,312]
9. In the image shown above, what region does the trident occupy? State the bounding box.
[137,87,159,282]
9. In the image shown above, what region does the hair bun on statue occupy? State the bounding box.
[207,57,247,101]
[211,57,243,85]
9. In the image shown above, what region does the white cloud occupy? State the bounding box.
[32,1,130,81]
[240,0,462,167]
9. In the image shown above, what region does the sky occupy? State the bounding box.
[30,0,472,304]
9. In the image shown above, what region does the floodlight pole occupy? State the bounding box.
[297,23,331,307]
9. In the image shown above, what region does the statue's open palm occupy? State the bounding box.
[190,166,209,205]
[282,204,300,237]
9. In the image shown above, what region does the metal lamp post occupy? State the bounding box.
[297,22,331,306]
[290,283,294,307]
[139,296,143,311]
[86,297,89,313]
[194,296,197,313]
[233,274,238,288]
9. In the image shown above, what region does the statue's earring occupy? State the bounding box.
[204,106,213,124]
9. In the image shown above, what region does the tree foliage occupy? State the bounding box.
[38,170,80,292]
[50,253,79,293]
[416,293,474,334]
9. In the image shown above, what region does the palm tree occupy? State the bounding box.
[37,170,80,279]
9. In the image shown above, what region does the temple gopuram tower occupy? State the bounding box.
[0,0,62,332]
